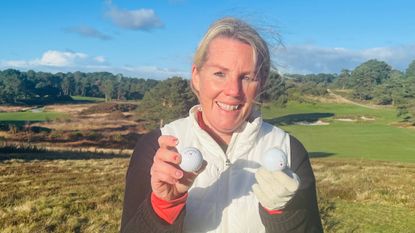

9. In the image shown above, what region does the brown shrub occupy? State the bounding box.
[80,103,138,115]
[107,111,125,120]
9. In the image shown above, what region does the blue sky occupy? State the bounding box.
[1,0,415,79]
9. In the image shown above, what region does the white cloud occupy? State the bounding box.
[273,44,415,74]
[1,50,106,69]
[3,44,415,80]
[36,50,88,67]
[106,6,163,30]
[2,60,28,67]
[64,26,112,40]
[94,56,106,63]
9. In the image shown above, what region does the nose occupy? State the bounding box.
[223,76,242,97]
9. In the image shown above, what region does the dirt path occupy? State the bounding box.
[326,89,389,109]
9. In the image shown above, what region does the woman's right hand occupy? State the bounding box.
[150,135,204,201]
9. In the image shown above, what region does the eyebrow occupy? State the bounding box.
[204,63,229,71]
[203,63,254,75]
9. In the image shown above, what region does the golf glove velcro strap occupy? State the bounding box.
[253,167,300,210]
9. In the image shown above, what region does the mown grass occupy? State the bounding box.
[0,111,65,122]
[70,96,105,102]
[262,101,415,162]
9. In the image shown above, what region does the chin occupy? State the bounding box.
[217,121,244,133]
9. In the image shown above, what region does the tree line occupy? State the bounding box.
[0,69,159,104]
[1,58,415,126]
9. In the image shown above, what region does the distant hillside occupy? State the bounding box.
[283,59,415,125]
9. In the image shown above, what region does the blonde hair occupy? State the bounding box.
[192,17,270,91]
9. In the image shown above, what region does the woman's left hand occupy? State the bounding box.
[252,167,300,210]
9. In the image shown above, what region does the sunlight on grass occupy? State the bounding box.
[262,101,415,162]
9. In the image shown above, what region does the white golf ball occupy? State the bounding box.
[261,148,287,172]
[179,147,203,172]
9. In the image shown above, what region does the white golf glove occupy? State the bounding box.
[252,167,300,210]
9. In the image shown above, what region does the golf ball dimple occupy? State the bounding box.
[179,147,203,172]
[261,148,287,172]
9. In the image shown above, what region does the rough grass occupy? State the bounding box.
[0,153,128,233]
[1,154,414,232]
[0,103,144,150]
[314,158,415,233]
[80,102,138,115]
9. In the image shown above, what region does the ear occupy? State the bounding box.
[191,64,201,92]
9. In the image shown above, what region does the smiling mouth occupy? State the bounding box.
[216,101,242,111]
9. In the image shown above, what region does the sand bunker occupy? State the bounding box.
[360,116,375,121]
[336,118,357,122]
[294,120,329,126]
[335,116,375,122]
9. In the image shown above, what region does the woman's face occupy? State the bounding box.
[192,37,259,143]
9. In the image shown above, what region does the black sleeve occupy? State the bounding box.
[120,129,186,233]
[258,135,324,233]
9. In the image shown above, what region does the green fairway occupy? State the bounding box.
[262,102,415,163]
[0,111,65,122]
[71,96,105,102]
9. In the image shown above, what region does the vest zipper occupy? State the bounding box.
[225,158,232,166]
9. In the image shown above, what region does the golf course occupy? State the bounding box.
[1,99,414,232]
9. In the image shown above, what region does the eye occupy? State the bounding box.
[241,75,256,82]
[214,71,225,77]
[242,75,251,81]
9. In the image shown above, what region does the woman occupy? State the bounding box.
[121,17,323,233]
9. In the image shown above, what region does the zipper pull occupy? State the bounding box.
[225,159,232,167]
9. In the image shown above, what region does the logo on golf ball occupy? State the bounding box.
[261,148,287,172]
[179,147,203,172]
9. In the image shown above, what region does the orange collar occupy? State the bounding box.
[196,110,209,131]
